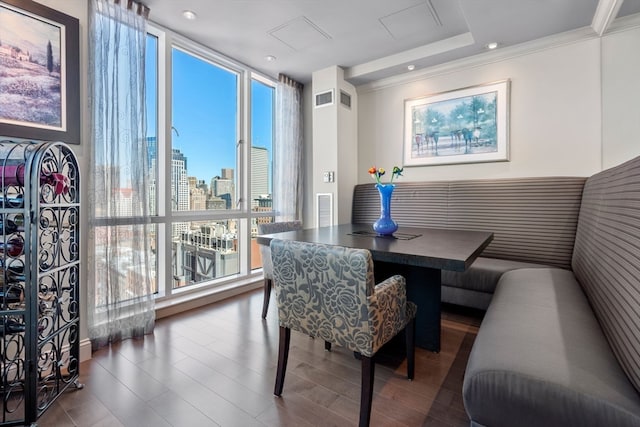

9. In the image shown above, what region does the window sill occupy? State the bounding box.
[155,276,263,319]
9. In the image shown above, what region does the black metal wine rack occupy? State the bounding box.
[0,141,82,426]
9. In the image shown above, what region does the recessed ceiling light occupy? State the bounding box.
[486,42,499,50]
[265,55,277,62]
[407,64,415,71]
[182,10,197,20]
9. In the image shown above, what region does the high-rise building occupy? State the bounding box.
[146,137,157,215]
[189,176,207,210]
[188,176,197,189]
[93,165,121,217]
[172,149,189,212]
[190,189,207,210]
[213,178,234,209]
[197,179,208,195]
[221,168,234,180]
[251,146,269,208]
[172,149,190,236]
[115,188,133,216]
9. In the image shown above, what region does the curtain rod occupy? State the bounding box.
[279,74,304,90]
[113,0,150,19]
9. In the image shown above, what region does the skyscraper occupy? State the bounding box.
[213,177,234,209]
[172,149,189,212]
[93,165,121,217]
[189,176,207,210]
[221,168,234,180]
[251,146,269,208]
[172,149,190,237]
[146,137,157,215]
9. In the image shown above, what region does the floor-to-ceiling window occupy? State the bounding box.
[250,78,275,271]
[145,25,275,300]
[145,32,159,294]
[171,46,240,289]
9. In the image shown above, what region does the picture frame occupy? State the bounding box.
[0,0,80,144]
[404,80,510,167]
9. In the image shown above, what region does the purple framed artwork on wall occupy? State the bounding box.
[0,0,80,144]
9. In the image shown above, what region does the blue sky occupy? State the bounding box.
[146,37,274,187]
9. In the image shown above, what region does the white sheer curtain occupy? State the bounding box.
[87,0,154,350]
[274,74,304,221]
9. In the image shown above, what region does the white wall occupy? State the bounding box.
[336,78,357,225]
[302,85,315,227]
[311,67,340,225]
[33,0,90,360]
[311,66,358,225]
[602,24,640,168]
[356,37,604,184]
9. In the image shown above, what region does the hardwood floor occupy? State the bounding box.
[37,290,483,427]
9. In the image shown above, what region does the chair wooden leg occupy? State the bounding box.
[261,278,272,319]
[325,341,332,351]
[406,317,416,380]
[359,356,375,427]
[274,326,291,396]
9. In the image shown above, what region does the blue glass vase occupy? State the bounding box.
[373,183,398,236]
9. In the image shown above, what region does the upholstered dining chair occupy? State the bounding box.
[257,220,303,318]
[270,239,417,427]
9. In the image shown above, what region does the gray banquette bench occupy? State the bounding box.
[353,176,587,310]
[352,155,640,426]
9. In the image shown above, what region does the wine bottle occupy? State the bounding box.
[0,318,26,336]
[0,261,24,287]
[2,270,25,283]
[0,262,23,275]
[0,271,24,287]
[0,164,69,195]
[0,194,24,208]
[0,218,22,234]
[0,238,23,257]
[1,287,23,304]
[11,214,25,227]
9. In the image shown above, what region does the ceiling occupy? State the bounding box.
[145,0,640,86]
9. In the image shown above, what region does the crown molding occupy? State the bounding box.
[357,13,640,93]
[592,0,624,36]
[356,26,599,93]
[605,11,640,34]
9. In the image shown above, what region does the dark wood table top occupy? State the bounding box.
[257,223,493,272]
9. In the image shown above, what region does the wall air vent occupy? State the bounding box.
[314,89,334,108]
[340,90,351,109]
[316,193,333,227]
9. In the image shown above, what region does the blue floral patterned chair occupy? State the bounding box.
[257,220,303,318]
[270,239,417,427]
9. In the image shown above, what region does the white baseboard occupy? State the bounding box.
[80,338,92,362]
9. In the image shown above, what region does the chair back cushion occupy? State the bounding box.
[270,239,375,352]
[572,155,640,393]
[258,220,302,280]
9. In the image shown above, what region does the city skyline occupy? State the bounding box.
[145,35,274,194]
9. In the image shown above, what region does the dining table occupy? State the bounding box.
[257,223,493,352]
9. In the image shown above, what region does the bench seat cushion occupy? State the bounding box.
[442,256,548,294]
[463,268,640,427]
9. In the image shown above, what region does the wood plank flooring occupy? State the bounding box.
[37,289,483,427]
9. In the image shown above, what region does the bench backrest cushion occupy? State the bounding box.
[572,155,640,393]
[353,177,585,268]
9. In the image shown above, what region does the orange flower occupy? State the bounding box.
[369,166,401,184]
